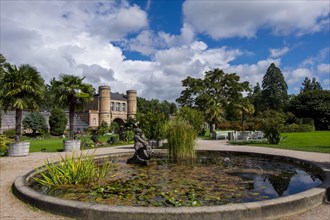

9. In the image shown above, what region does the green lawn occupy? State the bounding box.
[28,138,65,152]
[249,131,330,153]
[25,135,132,153]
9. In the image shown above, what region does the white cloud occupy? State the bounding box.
[122,23,195,56]
[1,0,328,102]
[323,79,330,90]
[183,0,329,39]
[269,47,289,58]
[284,68,312,84]
[317,64,330,73]
[224,59,281,87]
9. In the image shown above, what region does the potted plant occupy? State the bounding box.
[50,74,94,152]
[0,60,45,156]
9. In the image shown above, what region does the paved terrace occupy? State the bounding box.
[1,139,329,219]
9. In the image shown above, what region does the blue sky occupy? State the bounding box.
[1,0,329,102]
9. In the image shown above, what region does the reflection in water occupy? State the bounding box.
[30,151,323,206]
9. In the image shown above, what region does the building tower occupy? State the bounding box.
[126,90,137,118]
[98,86,111,125]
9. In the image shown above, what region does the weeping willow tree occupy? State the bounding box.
[166,119,196,161]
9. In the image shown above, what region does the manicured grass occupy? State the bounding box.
[28,138,66,152]
[249,131,330,153]
[25,135,132,153]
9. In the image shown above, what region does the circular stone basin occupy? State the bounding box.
[13,150,329,220]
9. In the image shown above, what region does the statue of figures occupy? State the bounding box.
[127,128,153,165]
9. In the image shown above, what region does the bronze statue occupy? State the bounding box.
[127,128,153,165]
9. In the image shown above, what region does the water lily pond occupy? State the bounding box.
[30,151,323,207]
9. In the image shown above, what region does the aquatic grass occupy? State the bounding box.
[33,151,115,187]
[166,119,196,160]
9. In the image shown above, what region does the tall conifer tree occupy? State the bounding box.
[261,63,288,111]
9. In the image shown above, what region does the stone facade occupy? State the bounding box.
[85,86,137,129]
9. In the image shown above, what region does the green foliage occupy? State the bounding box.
[81,139,95,149]
[3,128,16,138]
[289,90,330,130]
[261,63,288,111]
[33,152,115,187]
[50,74,94,139]
[98,121,109,135]
[259,110,285,144]
[281,124,315,133]
[166,119,196,160]
[107,134,119,145]
[177,69,250,109]
[176,69,250,132]
[23,112,48,136]
[137,97,177,118]
[176,107,204,134]
[138,111,167,140]
[248,83,263,116]
[124,130,135,142]
[205,99,225,132]
[109,121,120,134]
[49,108,67,136]
[300,77,322,93]
[0,63,45,142]
[0,135,14,156]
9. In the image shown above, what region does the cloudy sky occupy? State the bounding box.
[1,0,329,102]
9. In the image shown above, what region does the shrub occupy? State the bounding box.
[124,130,134,142]
[0,135,14,156]
[107,134,119,145]
[176,107,204,134]
[166,119,196,161]
[281,124,315,133]
[81,139,95,149]
[138,111,167,140]
[3,129,16,138]
[33,152,115,187]
[98,121,109,135]
[259,110,285,144]
[49,108,67,136]
[23,112,48,136]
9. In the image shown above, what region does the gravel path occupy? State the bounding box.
[1,140,329,220]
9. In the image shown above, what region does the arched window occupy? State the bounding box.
[116,102,121,111]
[122,103,126,112]
[93,118,96,125]
[110,102,114,111]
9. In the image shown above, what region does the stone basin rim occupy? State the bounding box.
[12,150,330,220]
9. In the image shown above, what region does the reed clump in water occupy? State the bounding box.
[166,119,196,161]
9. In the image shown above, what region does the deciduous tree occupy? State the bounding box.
[176,69,250,132]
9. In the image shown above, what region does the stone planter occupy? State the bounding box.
[8,142,30,157]
[63,140,81,152]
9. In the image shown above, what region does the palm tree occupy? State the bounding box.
[234,98,255,131]
[205,99,224,133]
[0,63,45,142]
[50,74,94,139]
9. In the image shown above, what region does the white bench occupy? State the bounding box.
[212,131,233,140]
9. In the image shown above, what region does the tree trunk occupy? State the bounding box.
[15,109,23,142]
[69,105,75,140]
[209,122,215,133]
[241,109,245,132]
